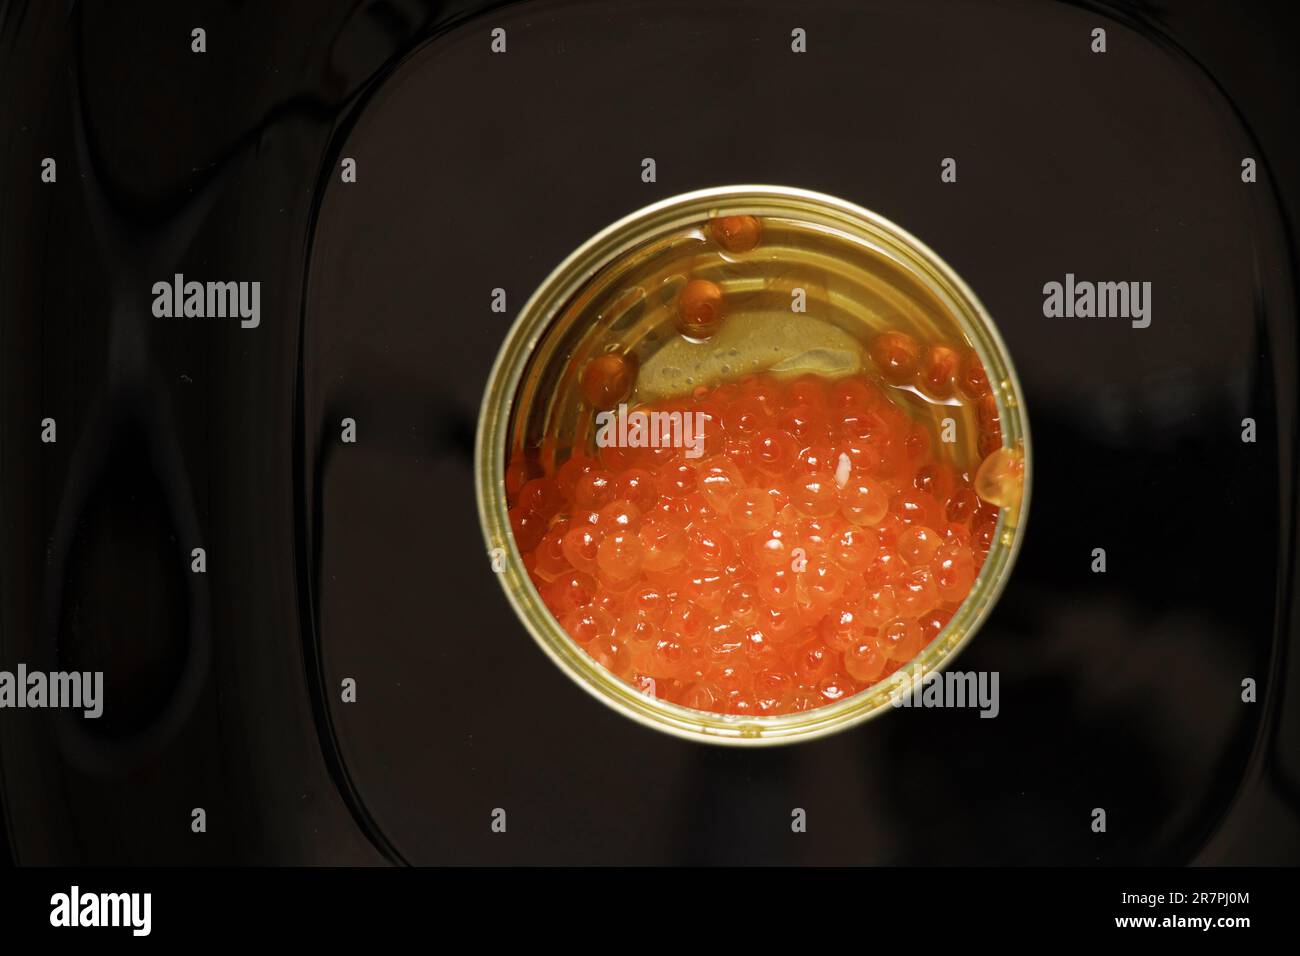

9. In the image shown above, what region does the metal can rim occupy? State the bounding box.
[475,184,1032,746]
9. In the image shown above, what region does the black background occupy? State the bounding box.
[1,0,1298,868]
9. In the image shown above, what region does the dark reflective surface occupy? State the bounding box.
[1,0,1297,865]
[302,0,1295,864]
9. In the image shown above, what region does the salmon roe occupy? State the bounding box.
[505,333,1014,717]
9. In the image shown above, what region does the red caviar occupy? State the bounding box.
[677,279,724,340]
[506,337,1015,717]
[581,352,638,410]
[709,215,763,253]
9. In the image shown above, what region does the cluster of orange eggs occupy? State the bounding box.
[507,381,1009,716]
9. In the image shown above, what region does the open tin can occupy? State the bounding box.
[476,185,1030,745]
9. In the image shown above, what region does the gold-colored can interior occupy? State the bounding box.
[476,185,1030,745]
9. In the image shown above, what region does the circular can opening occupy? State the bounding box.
[476,186,1030,745]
